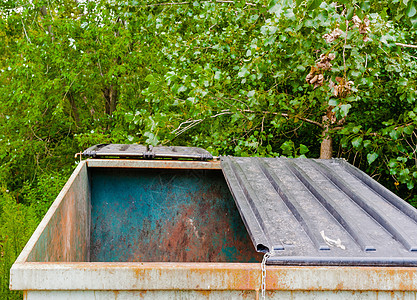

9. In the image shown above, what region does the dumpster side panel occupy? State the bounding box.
[24,290,256,300]
[9,262,417,291]
[26,162,90,262]
[23,290,417,300]
[89,168,261,263]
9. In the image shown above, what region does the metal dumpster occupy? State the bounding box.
[10,145,417,299]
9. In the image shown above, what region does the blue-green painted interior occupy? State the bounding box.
[89,168,261,263]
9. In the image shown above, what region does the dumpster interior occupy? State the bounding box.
[89,167,262,263]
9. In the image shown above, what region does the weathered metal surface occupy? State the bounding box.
[10,262,417,291]
[83,144,213,160]
[89,168,261,262]
[221,157,417,266]
[87,159,221,170]
[22,290,417,300]
[24,290,257,300]
[13,161,90,263]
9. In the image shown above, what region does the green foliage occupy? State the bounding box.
[22,171,69,220]
[0,189,38,299]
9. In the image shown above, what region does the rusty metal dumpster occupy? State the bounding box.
[10,145,417,299]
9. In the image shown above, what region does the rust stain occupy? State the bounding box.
[11,262,417,293]
[26,165,89,263]
[383,268,414,291]
[87,159,222,170]
[198,290,211,296]
[335,283,344,290]
[261,266,417,291]
[90,168,262,264]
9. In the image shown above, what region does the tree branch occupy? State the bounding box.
[343,19,348,78]
[171,110,233,137]
[396,43,417,49]
[21,18,31,44]
[144,0,260,7]
[242,110,323,128]
[214,97,323,128]
[171,105,324,138]
[395,122,414,130]
[145,1,189,6]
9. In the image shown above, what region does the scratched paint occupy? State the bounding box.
[89,168,262,263]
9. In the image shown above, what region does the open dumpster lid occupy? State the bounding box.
[83,144,213,160]
[221,156,417,266]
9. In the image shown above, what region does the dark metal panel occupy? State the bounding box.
[311,159,417,252]
[220,157,277,252]
[285,160,375,252]
[257,159,330,251]
[338,158,417,223]
[82,144,213,161]
[221,156,417,266]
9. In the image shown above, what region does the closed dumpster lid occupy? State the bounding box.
[82,144,213,160]
[221,156,417,266]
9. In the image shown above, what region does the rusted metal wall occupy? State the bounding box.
[25,161,90,262]
[89,168,261,263]
[23,290,417,300]
[12,263,417,299]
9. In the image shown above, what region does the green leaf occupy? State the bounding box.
[299,144,309,155]
[352,136,363,149]
[352,126,362,134]
[346,6,354,20]
[144,74,155,83]
[280,140,294,156]
[406,2,417,17]
[268,0,279,9]
[340,104,351,117]
[144,132,159,146]
[356,8,364,19]
[247,90,255,97]
[329,99,339,106]
[389,129,401,140]
[367,152,378,165]
[177,85,187,93]
[404,125,414,135]
[360,1,371,11]
[307,0,321,11]
[238,67,248,78]
[388,160,398,168]
[400,168,410,178]
[363,140,372,149]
